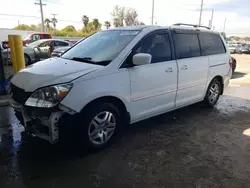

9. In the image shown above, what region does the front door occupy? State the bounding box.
[38,41,52,59]
[173,32,209,107]
[128,31,178,121]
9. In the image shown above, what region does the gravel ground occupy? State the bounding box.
[0,55,250,188]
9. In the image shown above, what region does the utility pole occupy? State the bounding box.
[198,0,204,26]
[151,0,155,25]
[35,0,46,32]
[223,18,227,33]
[210,9,214,29]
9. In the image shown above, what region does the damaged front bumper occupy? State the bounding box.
[11,98,65,143]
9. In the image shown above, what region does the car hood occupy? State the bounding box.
[11,57,102,92]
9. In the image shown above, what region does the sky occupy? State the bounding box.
[0,0,249,37]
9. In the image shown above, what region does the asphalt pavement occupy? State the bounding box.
[0,55,250,188]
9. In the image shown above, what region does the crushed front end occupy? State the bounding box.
[10,83,75,144]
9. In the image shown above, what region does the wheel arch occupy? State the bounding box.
[24,53,31,65]
[209,75,224,95]
[81,96,131,124]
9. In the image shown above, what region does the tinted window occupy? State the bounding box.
[199,33,226,55]
[54,41,69,47]
[43,34,51,39]
[173,34,200,59]
[134,33,172,63]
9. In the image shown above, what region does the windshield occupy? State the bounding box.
[61,30,140,65]
[27,40,45,48]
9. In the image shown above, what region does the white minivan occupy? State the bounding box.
[10,24,232,150]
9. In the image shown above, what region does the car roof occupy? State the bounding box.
[108,25,220,35]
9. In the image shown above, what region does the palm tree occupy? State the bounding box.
[104,21,111,29]
[51,17,57,28]
[82,15,89,28]
[92,18,99,31]
[44,18,51,31]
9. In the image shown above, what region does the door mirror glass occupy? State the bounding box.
[133,53,152,66]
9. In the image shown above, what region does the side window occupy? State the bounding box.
[54,41,69,47]
[32,34,41,42]
[173,34,201,59]
[134,33,172,63]
[199,33,226,56]
[38,41,51,47]
[43,34,51,39]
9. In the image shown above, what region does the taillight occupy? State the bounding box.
[229,59,232,68]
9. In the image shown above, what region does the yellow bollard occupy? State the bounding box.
[13,35,25,72]
[8,35,17,72]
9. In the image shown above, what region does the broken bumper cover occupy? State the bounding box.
[10,98,64,144]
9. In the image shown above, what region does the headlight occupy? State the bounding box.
[25,83,73,108]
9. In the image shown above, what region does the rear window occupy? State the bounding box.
[198,33,226,56]
[173,34,201,59]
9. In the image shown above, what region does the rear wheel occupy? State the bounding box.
[78,103,122,151]
[203,79,222,107]
[24,54,31,65]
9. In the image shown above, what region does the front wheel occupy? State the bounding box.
[24,54,31,65]
[203,79,222,107]
[78,103,122,151]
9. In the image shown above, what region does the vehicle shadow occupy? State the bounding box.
[231,71,247,79]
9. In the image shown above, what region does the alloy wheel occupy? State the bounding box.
[208,83,220,104]
[88,111,116,145]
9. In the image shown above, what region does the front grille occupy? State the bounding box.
[11,83,32,105]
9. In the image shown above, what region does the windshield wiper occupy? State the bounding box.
[71,57,96,64]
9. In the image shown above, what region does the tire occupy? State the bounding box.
[203,79,222,107]
[232,60,236,73]
[78,102,122,151]
[24,54,31,65]
[14,110,24,125]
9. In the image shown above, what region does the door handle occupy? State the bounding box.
[165,68,173,73]
[181,65,188,70]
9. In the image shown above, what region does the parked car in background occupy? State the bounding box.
[51,46,71,57]
[227,43,242,54]
[241,44,250,54]
[51,39,83,57]
[2,39,73,65]
[1,32,52,49]
[231,56,237,73]
[10,24,232,150]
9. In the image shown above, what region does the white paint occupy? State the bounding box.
[11,26,232,124]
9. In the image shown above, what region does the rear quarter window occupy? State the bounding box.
[198,33,226,56]
[43,34,51,39]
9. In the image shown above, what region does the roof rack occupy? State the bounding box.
[172,23,210,30]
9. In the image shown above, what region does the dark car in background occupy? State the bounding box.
[51,46,71,57]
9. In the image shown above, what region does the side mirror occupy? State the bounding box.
[132,53,152,66]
